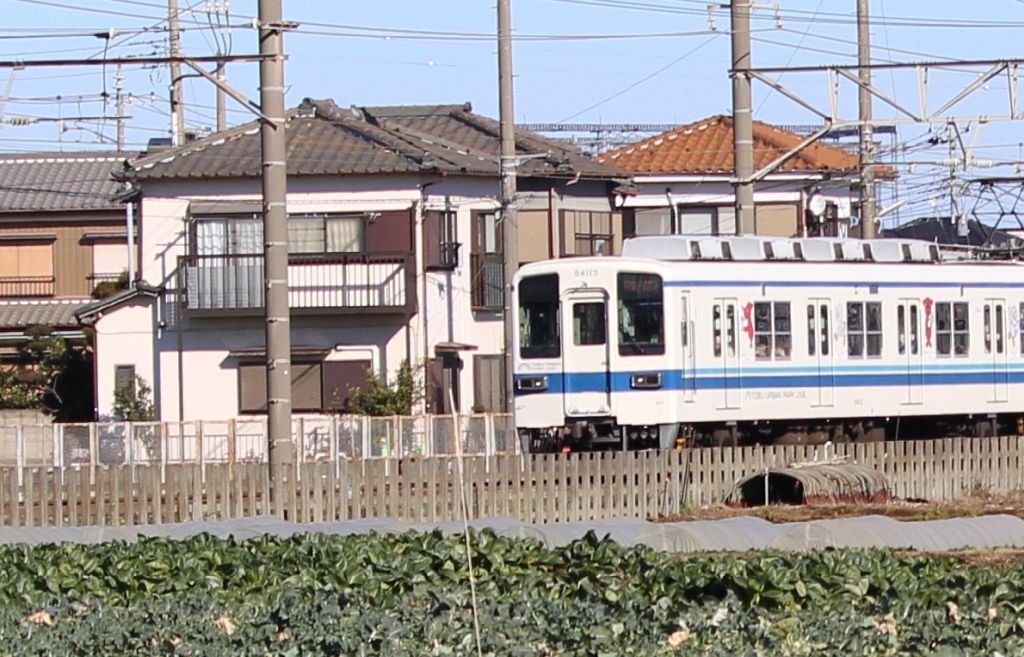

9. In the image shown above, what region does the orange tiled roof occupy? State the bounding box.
[597,115,862,175]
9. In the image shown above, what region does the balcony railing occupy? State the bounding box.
[470,253,504,311]
[181,252,414,314]
[0,276,55,298]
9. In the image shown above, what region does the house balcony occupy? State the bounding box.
[470,253,504,311]
[180,252,415,316]
[0,276,55,298]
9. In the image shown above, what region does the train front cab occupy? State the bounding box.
[514,263,680,453]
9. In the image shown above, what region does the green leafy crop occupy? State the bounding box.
[0,531,1023,655]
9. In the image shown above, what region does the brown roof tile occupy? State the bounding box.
[597,115,862,175]
[127,100,625,181]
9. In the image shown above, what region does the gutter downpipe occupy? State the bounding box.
[126,190,137,289]
[417,181,438,414]
[665,188,677,233]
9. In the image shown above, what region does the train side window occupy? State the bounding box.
[518,274,560,359]
[847,301,881,357]
[726,304,737,356]
[754,301,791,360]
[713,305,722,357]
[996,304,1004,354]
[820,304,829,356]
[937,301,969,357]
[953,302,969,356]
[936,303,951,355]
[847,302,864,357]
[865,302,882,356]
[572,302,606,346]
[910,304,919,355]
[897,305,906,355]
[617,273,665,355]
[984,304,992,354]
[807,305,815,356]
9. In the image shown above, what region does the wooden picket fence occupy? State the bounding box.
[1,435,1023,527]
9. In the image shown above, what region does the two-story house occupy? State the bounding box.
[597,115,867,238]
[78,99,626,421]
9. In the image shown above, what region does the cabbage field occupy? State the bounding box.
[1,530,1023,655]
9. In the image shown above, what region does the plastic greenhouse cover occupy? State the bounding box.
[5,515,1024,552]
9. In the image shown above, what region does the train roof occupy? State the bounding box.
[516,236,1024,287]
[621,235,951,264]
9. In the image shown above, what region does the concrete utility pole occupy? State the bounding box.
[115,64,125,151]
[498,0,519,414]
[857,0,877,238]
[258,0,294,471]
[167,0,186,145]
[216,60,227,131]
[731,0,755,235]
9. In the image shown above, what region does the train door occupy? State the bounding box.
[808,299,835,407]
[712,298,740,409]
[680,291,696,403]
[897,299,924,405]
[561,287,612,417]
[984,299,1009,403]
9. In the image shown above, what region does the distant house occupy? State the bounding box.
[884,217,1024,249]
[78,99,626,421]
[0,153,131,351]
[0,152,133,419]
[597,115,872,238]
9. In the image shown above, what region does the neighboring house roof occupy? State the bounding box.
[0,298,95,330]
[884,217,1024,248]
[75,283,161,324]
[0,151,130,213]
[125,99,625,181]
[597,115,863,176]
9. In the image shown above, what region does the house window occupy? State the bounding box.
[194,217,263,255]
[194,214,366,256]
[936,302,969,356]
[562,210,612,256]
[114,365,136,399]
[624,206,735,237]
[847,301,882,357]
[754,301,791,360]
[471,211,503,310]
[0,239,55,297]
[288,214,365,253]
[239,359,330,413]
[424,210,459,269]
[473,354,506,413]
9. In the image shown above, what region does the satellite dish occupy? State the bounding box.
[808,194,827,217]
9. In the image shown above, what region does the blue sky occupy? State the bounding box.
[2,1,1024,224]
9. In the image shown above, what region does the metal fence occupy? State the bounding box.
[0,414,518,474]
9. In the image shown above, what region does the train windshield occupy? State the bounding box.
[518,274,560,359]
[617,272,665,355]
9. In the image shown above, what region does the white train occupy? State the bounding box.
[512,235,1024,451]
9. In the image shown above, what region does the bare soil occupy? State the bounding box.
[663,489,1024,525]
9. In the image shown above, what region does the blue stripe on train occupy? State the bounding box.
[514,369,1017,395]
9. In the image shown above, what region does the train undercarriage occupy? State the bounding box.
[520,413,1024,453]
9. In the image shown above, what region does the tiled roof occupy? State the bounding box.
[597,115,861,175]
[0,298,94,329]
[0,152,129,213]
[126,99,625,181]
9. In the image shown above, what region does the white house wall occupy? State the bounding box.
[104,173,615,419]
[619,179,852,213]
[154,320,405,421]
[92,299,157,419]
